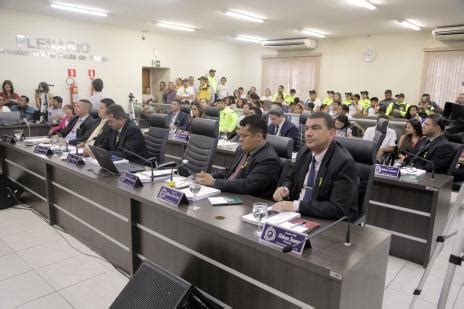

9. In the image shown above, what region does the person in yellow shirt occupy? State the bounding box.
[196,76,212,102]
[359,91,371,111]
[322,90,334,106]
[272,85,287,102]
[217,99,238,134]
[284,88,297,105]
[386,93,410,118]
[342,92,353,106]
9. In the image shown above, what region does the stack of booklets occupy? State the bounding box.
[179,186,221,200]
[242,208,301,226]
[134,170,173,183]
[279,218,320,234]
[400,167,426,183]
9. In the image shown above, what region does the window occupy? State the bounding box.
[422,49,464,106]
[261,55,321,99]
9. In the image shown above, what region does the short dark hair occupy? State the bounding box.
[79,99,92,108]
[250,106,262,116]
[100,98,115,108]
[240,115,267,138]
[307,102,315,109]
[171,99,180,105]
[335,114,350,128]
[21,95,29,103]
[92,78,104,92]
[353,94,361,100]
[52,96,62,104]
[309,90,316,95]
[290,88,296,93]
[341,105,349,113]
[427,114,447,131]
[370,97,379,102]
[308,111,335,129]
[385,89,392,94]
[106,104,127,119]
[268,108,284,117]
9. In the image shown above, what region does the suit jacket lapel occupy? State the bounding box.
[296,149,312,195]
[312,141,335,199]
[226,148,245,178]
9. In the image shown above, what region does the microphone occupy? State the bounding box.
[399,147,435,179]
[120,147,158,181]
[282,216,351,253]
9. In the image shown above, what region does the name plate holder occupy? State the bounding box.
[175,132,189,141]
[2,135,16,144]
[66,153,86,166]
[156,185,188,207]
[33,145,54,156]
[374,164,400,178]
[259,222,309,255]
[118,171,143,188]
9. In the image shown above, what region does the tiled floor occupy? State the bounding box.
[0,192,462,308]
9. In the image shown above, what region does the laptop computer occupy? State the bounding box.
[0,112,21,125]
[89,145,145,174]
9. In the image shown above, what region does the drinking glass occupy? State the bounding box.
[13,129,23,144]
[252,202,268,236]
[188,176,201,210]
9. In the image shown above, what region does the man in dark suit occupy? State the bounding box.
[61,99,96,145]
[167,99,189,131]
[405,114,454,174]
[98,104,149,164]
[196,115,281,199]
[272,112,359,220]
[267,108,298,148]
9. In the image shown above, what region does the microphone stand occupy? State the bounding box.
[282,216,351,253]
[120,148,159,181]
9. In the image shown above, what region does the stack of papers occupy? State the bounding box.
[242,208,300,226]
[179,186,221,200]
[134,170,172,183]
[400,167,426,183]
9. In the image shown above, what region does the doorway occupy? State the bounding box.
[142,67,170,103]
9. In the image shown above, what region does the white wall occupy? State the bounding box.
[0,9,243,108]
[240,31,460,104]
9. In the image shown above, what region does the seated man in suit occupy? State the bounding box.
[98,104,149,164]
[196,115,281,199]
[404,114,454,174]
[60,99,96,145]
[267,108,298,148]
[81,98,115,156]
[167,99,189,131]
[272,112,359,220]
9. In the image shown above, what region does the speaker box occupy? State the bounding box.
[110,262,192,309]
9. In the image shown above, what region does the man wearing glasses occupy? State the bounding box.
[196,115,280,199]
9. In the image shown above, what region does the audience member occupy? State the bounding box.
[420,93,442,114]
[238,87,246,99]
[197,76,212,102]
[187,102,205,132]
[261,88,273,102]
[165,82,177,104]
[0,80,20,104]
[176,78,195,104]
[342,92,353,106]
[335,114,353,137]
[175,78,183,90]
[49,104,74,135]
[291,102,304,114]
[217,77,229,100]
[272,112,359,220]
[366,97,379,117]
[60,99,96,145]
[208,69,217,102]
[267,108,298,146]
[98,104,149,164]
[386,93,410,118]
[142,87,156,104]
[188,76,198,93]
[48,96,65,123]
[236,98,246,109]
[359,91,371,111]
[217,99,238,134]
[196,115,280,199]
[273,85,287,102]
[167,99,189,131]
[284,89,297,105]
[34,81,54,111]
[379,89,396,109]
[304,90,321,111]
[349,94,363,115]
[334,92,342,104]
[405,105,422,121]
[89,78,105,110]
[396,118,424,163]
[322,90,335,106]
[404,114,454,174]
[159,81,167,103]
[11,96,36,120]
[363,115,397,161]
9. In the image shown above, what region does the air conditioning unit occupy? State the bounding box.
[261,38,317,50]
[432,25,464,41]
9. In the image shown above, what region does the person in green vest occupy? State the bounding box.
[386,93,410,118]
[284,88,297,105]
[342,92,353,106]
[272,85,287,102]
[207,69,217,103]
[217,98,238,134]
[322,90,334,106]
[359,91,371,111]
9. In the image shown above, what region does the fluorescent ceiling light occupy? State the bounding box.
[235,35,264,43]
[397,20,421,31]
[50,2,108,17]
[224,10,264,23]
[351,0,376,10]
[301,28,326,38]
[157,21,195,32]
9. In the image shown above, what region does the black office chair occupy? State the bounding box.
[448,142,463,176]
[335,137,376,224]
[296,112,310,151]
[372,118,388,153]
[179,118,219,176]
[266,134,294,186]
[204,107,220,120]
[144,113,169,165]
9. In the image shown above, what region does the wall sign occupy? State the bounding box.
[88,69,95,79]
[0,35,109,63]
[68,69,76,78]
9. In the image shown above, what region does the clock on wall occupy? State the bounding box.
[362,48,376,63]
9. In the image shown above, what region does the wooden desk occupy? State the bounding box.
[1,142,390,309]
[366,174,452,266]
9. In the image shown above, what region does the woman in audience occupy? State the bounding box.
[34,81,54,111]
[233,89,240,102]
[321,104,330,113]
[334,92,342,104]
[405,105,422,122]
[291,103,304,114]
[49,104,74,135]
[335,114,353,138]
[198,98,208,109]
[261,88,273,102]
[175,78,183,90]
[349,94,364,115]
[187,102,205,132]
[0,80,20,105]
[236,98,246,109]
[397,118,424,163]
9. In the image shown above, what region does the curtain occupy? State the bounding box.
[422,50,464,106]
[261,55,320,99]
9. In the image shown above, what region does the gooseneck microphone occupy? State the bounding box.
[282,216,351,253]
[399,147,435,179]
[120,147,158,181]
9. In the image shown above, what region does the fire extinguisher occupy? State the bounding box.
[70,82,79,105]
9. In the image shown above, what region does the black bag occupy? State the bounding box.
[0,175,23,209]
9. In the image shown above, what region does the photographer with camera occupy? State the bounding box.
[34,81,54,122]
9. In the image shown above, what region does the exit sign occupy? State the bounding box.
[152,60,160,67]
